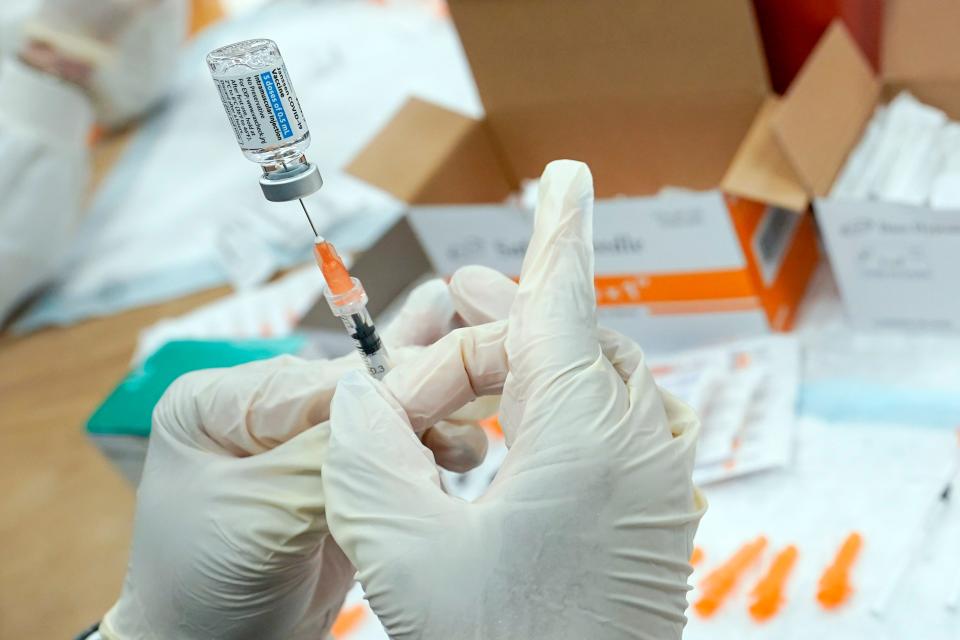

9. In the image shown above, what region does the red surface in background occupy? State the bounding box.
[753,0,882,94]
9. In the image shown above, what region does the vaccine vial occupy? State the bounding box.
[207,39,322,202]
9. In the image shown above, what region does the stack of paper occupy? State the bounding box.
[650,335,801,484]
[436,335,800,505]
[132,265,324,365]
[832,92,960,208]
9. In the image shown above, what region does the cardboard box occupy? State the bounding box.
[341,0,820,353]
[773,2,960,331]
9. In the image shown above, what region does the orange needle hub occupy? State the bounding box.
[314,239,353,296]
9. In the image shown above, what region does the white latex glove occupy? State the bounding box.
[0,56,92,322]
[324,160,707,639]
[0,0,38,56]
[0,0,187,319]
[19,0,187,127]
[99,277,499,640]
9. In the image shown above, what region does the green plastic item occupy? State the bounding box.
[86,337,305,438]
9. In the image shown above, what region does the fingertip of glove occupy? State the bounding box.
[408,277,449,300]
[403,278,454,319]
[450,264,508,286]
[424,421,489,473]
[539,160,594,212]
[449,265,516,324]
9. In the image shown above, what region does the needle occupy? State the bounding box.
[299,198,318,237]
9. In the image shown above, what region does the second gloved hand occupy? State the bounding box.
[98,276,498,640]
[324,160,707,639]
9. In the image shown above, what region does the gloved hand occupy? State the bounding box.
[99,277,498,640]
[0,52,92,322]
[18,0,188,127]
[323,160,707,639]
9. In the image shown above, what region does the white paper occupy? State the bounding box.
[831,106,886,200]
[929,123,960,209]
[830,91,960,210]
[686,419,960,640]
[652,352,733,463]
[132,264,324,364]
[650,335,801,484]
[16,0,480,331]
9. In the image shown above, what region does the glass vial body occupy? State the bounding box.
[206,38,310,168]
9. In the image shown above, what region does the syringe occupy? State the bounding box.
[871,477,955,617]
[313,237,391,379]
[206,39,389,378]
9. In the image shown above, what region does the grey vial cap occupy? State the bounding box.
[259,162,323,202]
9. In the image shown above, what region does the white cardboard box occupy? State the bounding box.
[772,3,960,331]
[409,191,807,353]
[815,199,960,330]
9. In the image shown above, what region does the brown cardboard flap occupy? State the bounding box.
[481,93,765,197]
[447,0,769,196]
[722,97,808,212]
[346,98,513,204]
[773,21,880,197]
[883,0,960,82]
[412,116,515,204]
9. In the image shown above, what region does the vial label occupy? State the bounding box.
[213,64,307,151]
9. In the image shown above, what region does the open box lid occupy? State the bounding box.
[346,97,514,204]
[772,22,881,199]
[773,2,960,200]
[446,0,770,197]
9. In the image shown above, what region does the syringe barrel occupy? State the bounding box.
[324,278,392,379]
[207,39,310,166]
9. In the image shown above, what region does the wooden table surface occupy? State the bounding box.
[0,133,230,638]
